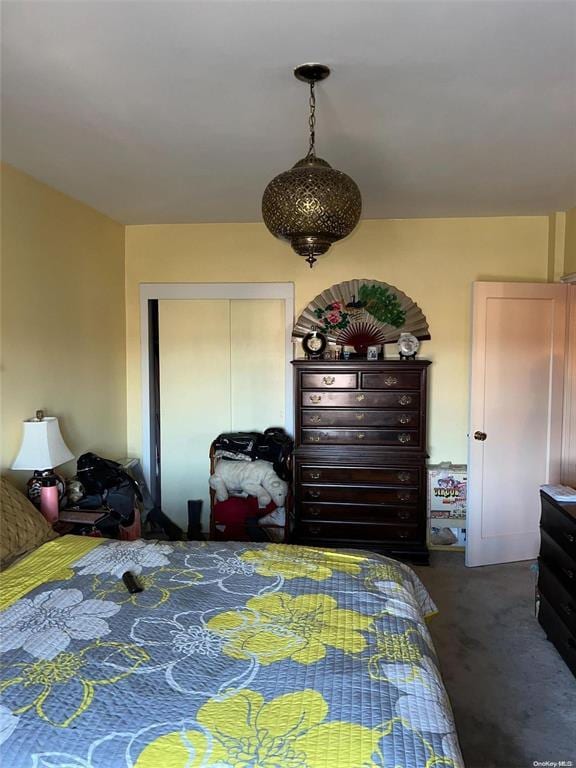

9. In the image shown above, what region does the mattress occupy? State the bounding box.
[0,535,463,767]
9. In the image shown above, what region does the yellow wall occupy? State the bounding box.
[1,164,127,486]
[565,207,576,275]
[125,216,549,466]
[0,160,555,482]
[547,212,567,282]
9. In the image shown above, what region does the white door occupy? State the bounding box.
[466,282,568,567]
[158,298,286,531]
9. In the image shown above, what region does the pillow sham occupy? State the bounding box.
[0,477,58,570]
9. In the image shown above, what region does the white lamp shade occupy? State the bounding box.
[11,417,74,471]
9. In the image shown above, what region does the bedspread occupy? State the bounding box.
[0,536,463,767]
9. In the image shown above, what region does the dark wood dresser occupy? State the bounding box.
[292,359,430,563]
[538,491,576,676]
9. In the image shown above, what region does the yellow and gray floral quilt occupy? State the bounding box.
[0,535,463,767]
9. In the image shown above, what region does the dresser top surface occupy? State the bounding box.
[292,359,431,369]
[540,490,576,521]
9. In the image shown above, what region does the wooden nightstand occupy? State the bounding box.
[55,509,114,537]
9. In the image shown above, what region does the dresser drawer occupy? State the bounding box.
[301,372,357,389]
[302,410,419,428]
[298,521,421,543]
[301,428,419,447]
[361,372,421,390]
[538,595,576,677]
[538,559,576,635]
[297,520,421,542]
[300,502,418,524]
[541,500,576,560]
[299,465,419,486]
[300,484,418,505]
[302,391,420,409]
[540,530,576,594]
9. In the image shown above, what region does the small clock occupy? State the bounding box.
[302,329,327,359]
[397,332,420,360]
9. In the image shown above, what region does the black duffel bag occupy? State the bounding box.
[212,432,261,461]
[257,428,293,481]
[76,453,142,526]
[213,429,293,481]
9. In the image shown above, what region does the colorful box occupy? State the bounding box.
[427,463,467,550]
[428,463,467,519]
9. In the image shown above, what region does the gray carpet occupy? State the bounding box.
[413,553,576,768]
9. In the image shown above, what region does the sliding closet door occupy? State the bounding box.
[230,299,285,430]
[159,300,230,529]
[158,298,285,530]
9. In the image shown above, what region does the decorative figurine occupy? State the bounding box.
[397,332,420,360]
[301,328,327,359]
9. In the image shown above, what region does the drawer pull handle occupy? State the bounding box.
[355,413,365,421]
[309,472,321,480]
[397,472,412,483]
[397,530,409,540]
[308,525,321,535]
[309,507,320,517]
[307,435,321,443]
[563,532,575,544]
[398,415,411,425]
[397,510,411,521]
[309,415,322,424]
[398,433,411,444]
[397,491,411,501]
[562,568,575,580]
[384,376,398,386]
[308,490,321,499]
[356,432,366,440]
[398,395,412,406]
[562,603,574,616]
[310,394,322,404]
[322,376,335,386]
[356,394,366,402]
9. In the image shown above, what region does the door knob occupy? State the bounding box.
[474,431,487,441]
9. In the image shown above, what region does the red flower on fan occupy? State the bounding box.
[326,310,342,325]
[313,302,350,331]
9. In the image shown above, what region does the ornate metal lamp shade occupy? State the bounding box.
[262,64,362,267]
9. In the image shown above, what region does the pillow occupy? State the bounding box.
[0,477,58,570]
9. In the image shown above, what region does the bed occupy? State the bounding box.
[0,533,463,767]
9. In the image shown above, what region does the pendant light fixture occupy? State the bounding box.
[262,63,362,267]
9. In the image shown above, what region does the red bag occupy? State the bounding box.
[212,497,275,541]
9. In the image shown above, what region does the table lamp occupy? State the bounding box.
[11,410,74,523]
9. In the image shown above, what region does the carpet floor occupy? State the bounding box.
[413,553,576,768]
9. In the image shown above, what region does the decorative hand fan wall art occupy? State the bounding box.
[293,279,430,353]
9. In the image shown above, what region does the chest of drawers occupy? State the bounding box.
[538,491,576,677]
[292,359,430,563]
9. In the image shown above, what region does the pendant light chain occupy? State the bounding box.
[307,81,316,158]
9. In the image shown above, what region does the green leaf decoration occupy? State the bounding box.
[358,284,406,328]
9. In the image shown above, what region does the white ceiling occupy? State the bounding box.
[2,0,575,224]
